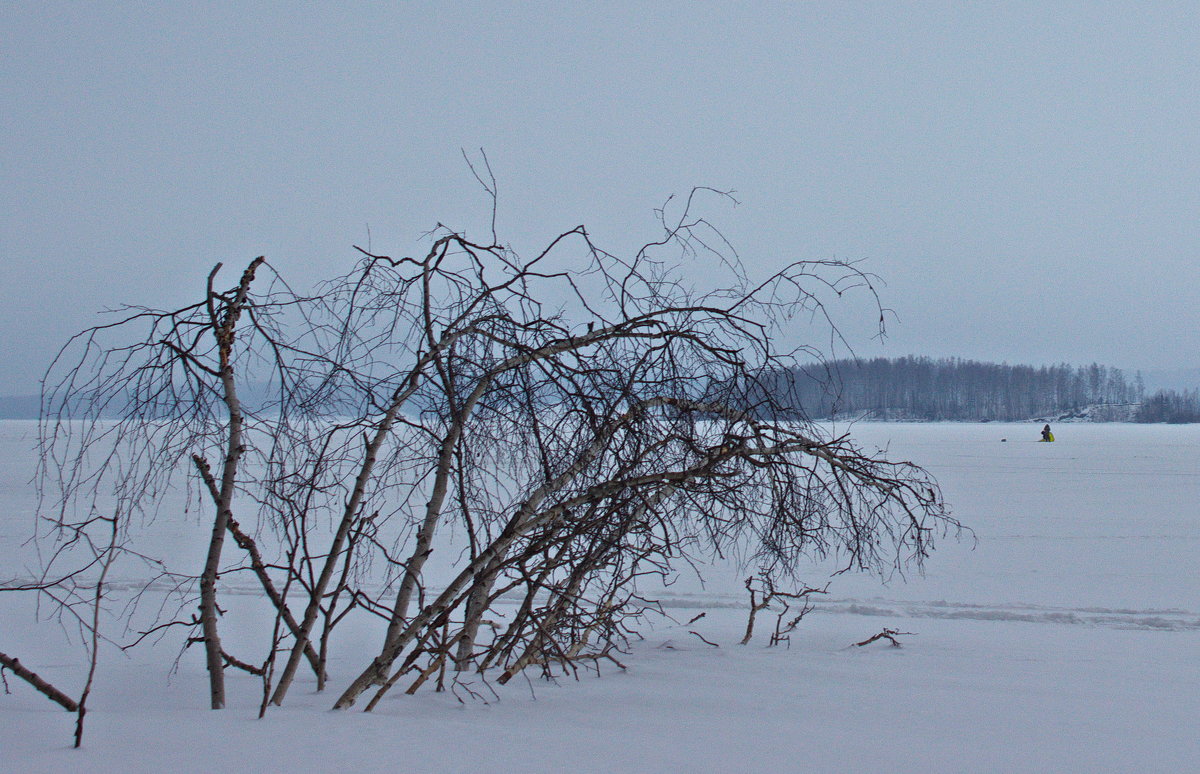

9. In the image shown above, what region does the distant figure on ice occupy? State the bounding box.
[1040,424,1055,443]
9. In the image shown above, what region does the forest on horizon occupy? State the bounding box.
[769,356,1200,423]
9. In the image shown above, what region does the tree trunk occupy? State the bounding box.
[198,258,261,710]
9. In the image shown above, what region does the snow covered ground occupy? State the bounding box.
[2,421,1198,772]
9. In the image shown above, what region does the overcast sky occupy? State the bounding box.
[3,2,1198,395]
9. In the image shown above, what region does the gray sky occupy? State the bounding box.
[3,1,1198,395]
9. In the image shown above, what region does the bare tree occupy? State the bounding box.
[36,256,330,710]
[33,179,961,719]
[740,573,828,647]
[2,506,119,746]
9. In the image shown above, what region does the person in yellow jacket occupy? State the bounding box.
[1040,424,1055,442]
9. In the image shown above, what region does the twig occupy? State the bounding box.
[853,628,914,648]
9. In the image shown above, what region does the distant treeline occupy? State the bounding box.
[759,356,1143,422]
[1135,388,1200,423]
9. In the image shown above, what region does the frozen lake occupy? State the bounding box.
[2,420,1198,772]
[817,422,1200,618]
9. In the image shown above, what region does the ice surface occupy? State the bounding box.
[2,421,1198,772]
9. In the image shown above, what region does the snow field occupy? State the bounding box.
[1,421,1198,772]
